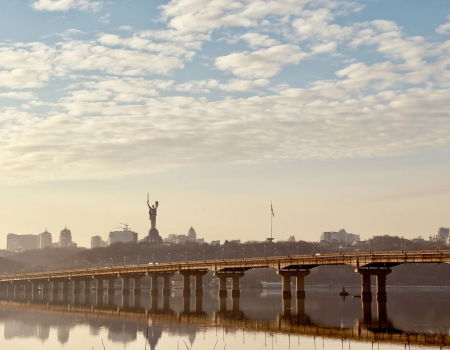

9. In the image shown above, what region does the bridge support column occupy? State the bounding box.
[231,274,243,298]
[61,280,69,294]
[133,276,142,296]
[376,269,391,302]
[163,274,172,296]
[72,279,82,294]
[193,271,207,297]
[11,282,22,298]
[295,271,310,299]
[95,278,104,295]
[121,276,130,296]
[30,282,38,299]
[42,281,52,295]
[24,281,33,298]
[356,269,372,302]
[150,275,159,297]
[179,272,191,297]
[107,278,115,295]
[277,271,292,300]
[83,279,91,295]
[217,275,227,298]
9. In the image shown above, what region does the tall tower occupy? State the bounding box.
[39,229,52,249]
[59,227,72,247]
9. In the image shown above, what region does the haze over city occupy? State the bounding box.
[1,0,450,249]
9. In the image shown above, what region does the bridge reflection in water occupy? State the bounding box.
[0,287,449,349]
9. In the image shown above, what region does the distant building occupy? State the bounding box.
[438,227,449,241]
[164,228,204,245]
[175,235,188,244]
[287,236,296,242]
[107,226,138,245]
[187,227,197,242]
[59,227,72,248]
[211,240,220,246]
[320,229,360,244]
[7,233,39,252]
[91,236,107,249]
[39,230,52,249]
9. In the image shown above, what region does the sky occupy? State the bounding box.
[0,0,450,249]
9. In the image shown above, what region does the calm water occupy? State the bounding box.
[0,286,449,350]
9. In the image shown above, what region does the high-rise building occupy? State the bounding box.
[438,227,449,241]
[7,234,40,252]
[91,235,107,249]
[107,226,138,245]
[187,227,197,242]
[39,230,52,249]
[59,227,72,248]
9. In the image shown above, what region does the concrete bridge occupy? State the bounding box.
[0,250,449,303]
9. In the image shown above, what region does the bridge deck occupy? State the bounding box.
[1,250,449,283]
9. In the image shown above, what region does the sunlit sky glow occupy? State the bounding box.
[1,0,449,248]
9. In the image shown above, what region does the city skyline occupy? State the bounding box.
[1,0,450,248]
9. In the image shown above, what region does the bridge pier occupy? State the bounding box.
[376,269,391,302]
[217,275,227,298]
[95,278,104,295]
[121,276,130,296]
[107,278,116,295]
[163,274,173,296]
[11,281,22,298]
[83,279,91,295]
[133,276,143,296]
[150,274,159,297]
[277,270,310,300]
[356,268,391,302]
[30,282,39,299]
[71,279,83,294]
[214,272,244,298]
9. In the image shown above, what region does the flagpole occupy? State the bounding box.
[270,201,273,239]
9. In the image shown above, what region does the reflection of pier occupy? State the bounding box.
[0,294,448,348]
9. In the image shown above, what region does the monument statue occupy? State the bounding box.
[148,200,159,229]
[145,194,162,243]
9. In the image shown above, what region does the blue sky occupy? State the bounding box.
[0,0,450,247]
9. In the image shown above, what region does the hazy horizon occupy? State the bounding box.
[1,0,450,249]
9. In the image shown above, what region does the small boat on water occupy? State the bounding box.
[339,287,350,296]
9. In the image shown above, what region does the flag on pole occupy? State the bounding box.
[271,202,275,217]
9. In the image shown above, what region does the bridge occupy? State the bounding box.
[1,250,449,302]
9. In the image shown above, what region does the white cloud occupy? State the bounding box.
[216,44,306,78]
[1,84,450,185]
[175,78,270,93]
[437,14,450,35]
[99,13,110,24]
[31,0,103,12]
[292,8,353,42]
[0,92,37,100]
[236,33,279,48]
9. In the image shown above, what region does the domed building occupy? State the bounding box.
[188,226,197,242]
